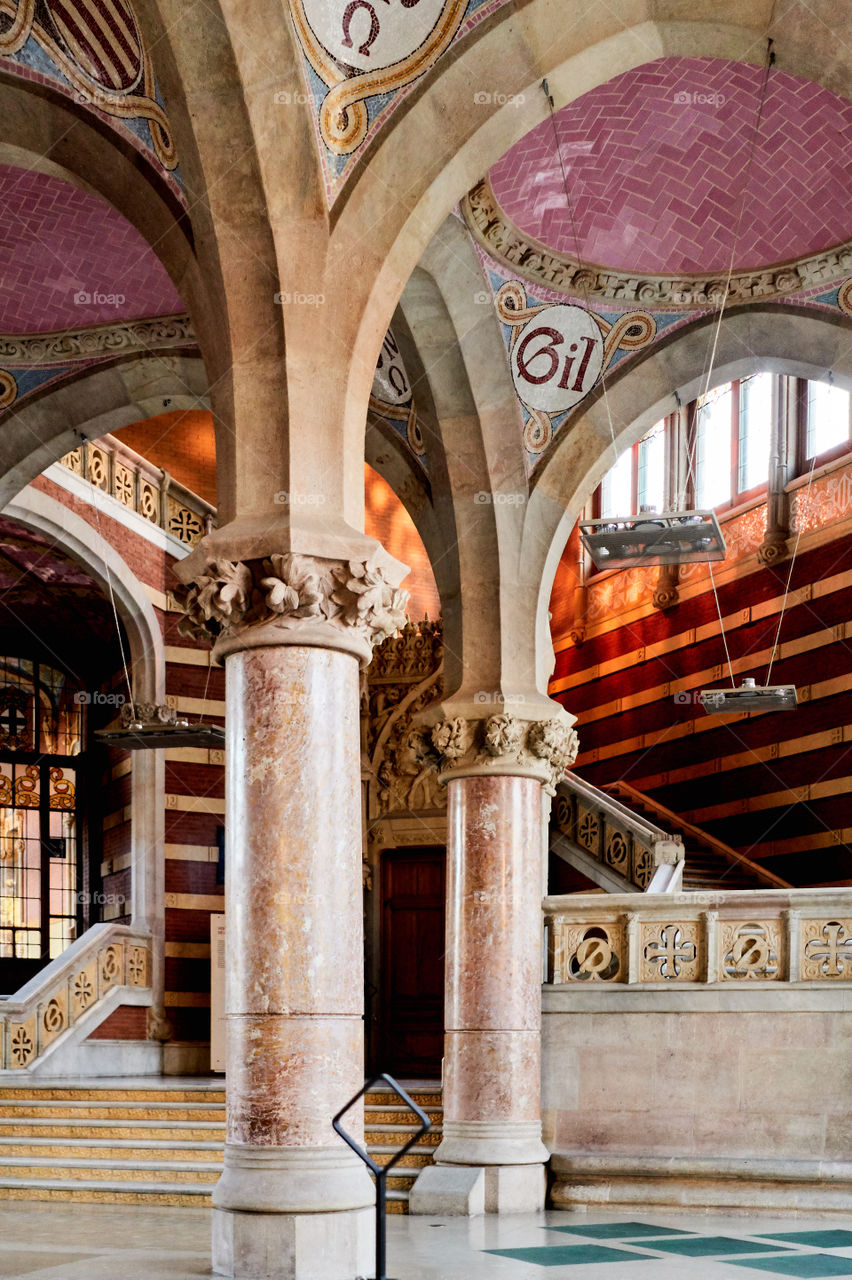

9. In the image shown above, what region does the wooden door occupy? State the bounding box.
[380,848,445,1079]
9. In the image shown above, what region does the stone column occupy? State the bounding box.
[174,546,407,1280]
[411,708,577,1215]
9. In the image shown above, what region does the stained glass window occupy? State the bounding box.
[0,660,82,973]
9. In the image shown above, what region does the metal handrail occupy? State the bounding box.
[333,1074,431,1280]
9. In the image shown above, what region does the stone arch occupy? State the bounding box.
[0,354,208,509]
[1,483,166,999]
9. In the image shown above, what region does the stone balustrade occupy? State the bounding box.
[0,923,152,1071]
[543,888,852,985]
[60,436,215,547]
[552,773,684,893]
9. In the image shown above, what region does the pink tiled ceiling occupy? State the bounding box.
[0,166,183,333]
[490,58,852,275]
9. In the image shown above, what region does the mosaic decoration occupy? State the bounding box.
[0,0,179,182]
[489,58,852,277]
[475,232,852,471]
[369,327,427,466]
[493,276,657,456]
[291,0,508,202]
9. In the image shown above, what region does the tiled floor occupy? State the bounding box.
[3,1203,852,1278]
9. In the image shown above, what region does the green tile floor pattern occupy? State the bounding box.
[484,1222,852,1276]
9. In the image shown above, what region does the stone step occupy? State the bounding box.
[364,1126,440,1146]
[0,1157,221,1184]
[0,1102,226,1120]
[0,1084,442,1214]
[0,1139,223,1160]
[0,1119,226,1140]
[0,1088,226,1103]
[0,1179,214,1205]
[363,1106,443,1125]
[370,1147,433,1169]
[364,1091,441,1107]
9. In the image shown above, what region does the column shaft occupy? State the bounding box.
[212,643,372,1277]
[437,774,549,1187]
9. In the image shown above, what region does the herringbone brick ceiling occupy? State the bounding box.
[0,166,183,333]
[489,57,852,275]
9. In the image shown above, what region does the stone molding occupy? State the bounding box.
[0,313,196,367]
[425,711,579,793]
[174,552,409,665]
[463,177,852,309]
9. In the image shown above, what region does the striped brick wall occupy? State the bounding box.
[550,493,852,888]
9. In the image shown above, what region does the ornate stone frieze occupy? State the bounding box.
[464,177,852,309]
[428,712,579,793]
[0,314,195,366]
[175,552,409,664]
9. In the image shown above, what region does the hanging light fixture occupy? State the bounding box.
[579,508,725,570]
[699,677,797,714]
[95,702,225,750]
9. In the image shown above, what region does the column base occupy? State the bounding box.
[409,1162,546,1215]
[212,1206,373,1280]
[212,1143,374,1212]
[435,1120,549,1166]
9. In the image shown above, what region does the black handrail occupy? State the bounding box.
[333,1073,431,1280]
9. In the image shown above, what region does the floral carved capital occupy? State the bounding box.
[174,553,409,661]
[429,713,579,793]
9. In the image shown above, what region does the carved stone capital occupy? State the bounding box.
[174,552,409,665]
[427,711,579,794]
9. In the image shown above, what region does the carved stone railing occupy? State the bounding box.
[0,923,152,1070]
[552,773,684,893]
[58,435,215,548]
[543,888,852,985]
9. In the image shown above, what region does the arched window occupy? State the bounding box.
[0,657,83,989]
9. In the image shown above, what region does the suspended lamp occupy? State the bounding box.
[95,702,225,750]
[579,509,725,570]
[700,677,797,715]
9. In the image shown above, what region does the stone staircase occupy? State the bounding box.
[0,1080,442,1214]
[602,781,791,891]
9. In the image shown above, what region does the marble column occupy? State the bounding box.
[411,709,577,1215]
[173,546,407,1280]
